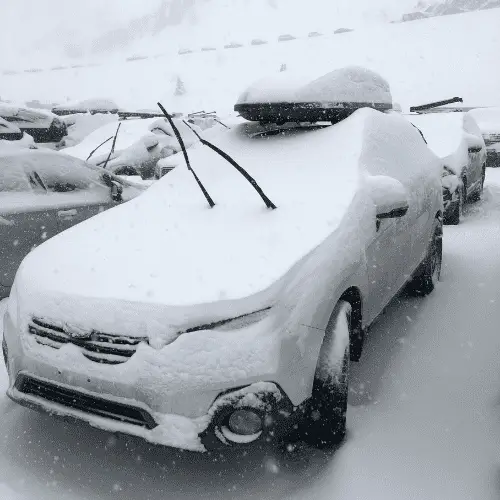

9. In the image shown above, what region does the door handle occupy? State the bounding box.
[57,209,77,218]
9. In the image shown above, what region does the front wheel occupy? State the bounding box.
[300,301,351,448]
[406,220,443,296]
[444,185,464,225]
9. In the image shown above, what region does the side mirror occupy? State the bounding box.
[367,175,409,220]
[110,182,123,202]
[103,173,123,202]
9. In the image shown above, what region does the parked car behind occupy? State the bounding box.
[469,107,500,168]
[63,118,200,179]
[0,118,23,141]
[3,67,443,453]
[0,104,67,143]
[0,150,143,298]
[407,111,486,224]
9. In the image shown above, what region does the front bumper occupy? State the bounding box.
[3,311,300,452]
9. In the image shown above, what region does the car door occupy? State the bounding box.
[365,216,409,321]
[0,158,59,290]
[463,114,487,196]
[29,153,116,233]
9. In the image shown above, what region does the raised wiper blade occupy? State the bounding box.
[102,123,122,170]
[86,136,113,161]
[182,120,277,210]
[157,102,215,208]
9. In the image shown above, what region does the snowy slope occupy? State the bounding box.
[0,0,416,70]
[1,7,499,115]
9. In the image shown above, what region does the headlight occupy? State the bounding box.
[183,307,271,334]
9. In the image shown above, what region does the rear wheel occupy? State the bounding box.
[300,301,351,448]
[406,220,443,296]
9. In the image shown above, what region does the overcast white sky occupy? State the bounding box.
[0,0,420,66]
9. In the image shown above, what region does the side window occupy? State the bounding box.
[0,159,32,192]
[33,156,106,193]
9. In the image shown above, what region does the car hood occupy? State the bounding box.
[15,110,376,338]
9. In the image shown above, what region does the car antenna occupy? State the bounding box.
[182,120,277,210]
[157,102,215,208]
[102,123,122,170]
[86,136,113,161]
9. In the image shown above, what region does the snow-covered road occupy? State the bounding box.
[1,172,500,500]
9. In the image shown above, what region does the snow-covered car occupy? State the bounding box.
[277,34,296,42]
[52,99,120,116]
[407,112,486,225]
[3,68,443,453]
[0,105,67,143]
[63,118,199,179]
[469,107,500,169]
[0,150,143,299]
[0,117,23,141]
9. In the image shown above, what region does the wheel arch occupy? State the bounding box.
[338,287,364,362]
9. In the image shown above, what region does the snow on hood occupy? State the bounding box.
[15,108,391,337]
[237,66,393,105]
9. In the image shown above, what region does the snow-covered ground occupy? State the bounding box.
[2,8,500,114]
[1,170,500,498]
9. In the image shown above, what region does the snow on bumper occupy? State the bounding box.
[3,310,297,452]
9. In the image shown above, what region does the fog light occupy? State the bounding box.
[228,409,262,436]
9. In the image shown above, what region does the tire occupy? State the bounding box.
[300,301,351,448]
[406,220,443,297]
[469,165,486,203]
[444,185,463,225]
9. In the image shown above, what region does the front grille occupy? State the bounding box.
[160,166,174,177]
[15,374,157,429]
[28,318,148,365]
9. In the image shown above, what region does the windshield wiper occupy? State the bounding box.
[102,123,122,170]
[157,102,215,208]
[182,120,277,210]
[86,136,113,161]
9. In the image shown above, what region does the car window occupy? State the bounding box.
[0,159,32,192]
[26,154,108,193]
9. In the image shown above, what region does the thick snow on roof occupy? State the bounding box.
[407,113,465,158]
[14,108,439,341]
[237,66,392,105]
